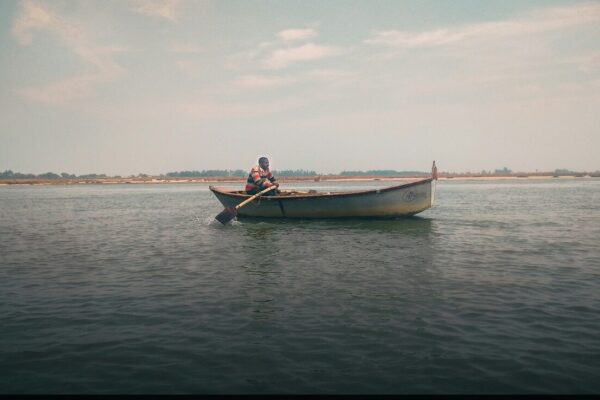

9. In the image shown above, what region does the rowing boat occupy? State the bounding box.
[209,164,437,219]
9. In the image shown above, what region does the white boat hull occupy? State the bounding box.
[210,178,436,218]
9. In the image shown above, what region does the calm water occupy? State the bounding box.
[1,179,599,394]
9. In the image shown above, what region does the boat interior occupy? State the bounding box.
[229,189,322,196]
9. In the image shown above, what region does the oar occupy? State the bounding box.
[214,185,278,225]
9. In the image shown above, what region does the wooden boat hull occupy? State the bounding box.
[209,178,436,218]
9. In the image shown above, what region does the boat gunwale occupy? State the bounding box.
[209,177,434,201]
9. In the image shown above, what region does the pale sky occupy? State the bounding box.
[1,0,599,175]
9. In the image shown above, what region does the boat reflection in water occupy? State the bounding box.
[231,215,436,322]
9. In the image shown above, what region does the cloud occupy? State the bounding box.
[228,68,356,95]
[12,0,124,105]
[168,42,204,54]
[11,1,47,45]
[276,28,317,42]
[233,75,297,89]
[365,29,465,48]
[264,43,342,69]
[174,59,204,77]
[561,52,600,73]
[365,2,600,48]
[358,1,600,104]
[174,98,308,119]
[13,0,80,45]
[305,69,357,85]
[225,27,332,72]
[130,0,180,21]
[16,73,116,105]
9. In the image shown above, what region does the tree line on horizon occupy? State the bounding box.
[0,169,318,179]
[1,168,598,180]
[339,170,429,177]
[164,169,318,177]
[0,170,109,180]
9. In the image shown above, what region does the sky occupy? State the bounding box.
[1,0,599,175]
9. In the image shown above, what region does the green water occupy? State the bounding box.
[1,179,599,394]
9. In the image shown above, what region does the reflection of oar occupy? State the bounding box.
[215,185,278,225]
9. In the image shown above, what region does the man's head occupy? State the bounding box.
[258,157,269,169]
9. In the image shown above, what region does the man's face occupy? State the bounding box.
[260,159,269,169]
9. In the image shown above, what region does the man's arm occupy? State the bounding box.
[251,169,275,188]
[268,173,279,187]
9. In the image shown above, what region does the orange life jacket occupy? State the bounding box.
[245,165,276,192]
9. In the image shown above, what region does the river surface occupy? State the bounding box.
[1,179,599,394]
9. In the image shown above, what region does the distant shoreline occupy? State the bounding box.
[0,174,598,186]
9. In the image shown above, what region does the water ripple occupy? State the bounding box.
[1,181,599,393]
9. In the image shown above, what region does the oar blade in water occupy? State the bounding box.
[215,207,237,225]
[214,186,277,224]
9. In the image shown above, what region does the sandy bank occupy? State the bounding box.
[0,174,596,186]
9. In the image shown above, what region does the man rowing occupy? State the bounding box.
[245,156,279,195]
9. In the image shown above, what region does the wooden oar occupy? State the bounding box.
[214,185,278,224]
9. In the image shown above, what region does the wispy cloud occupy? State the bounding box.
[560,52,600,73]
[229,68,356,95]
[168,42,204,54]
[12,2,49,44]
[359,1,600,104]
[365,2,600,48]
[174,98,308,119]
[305,69,357,86]
[276,28,317,42]
[17,74,116,105]
[264,43,342,69]
[224,26,337,72]
[174,59,204,77]
[12,0,124,105]
[130,0,180,22]
[233,75,297,89]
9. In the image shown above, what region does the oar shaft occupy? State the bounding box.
[235,185,277,210]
